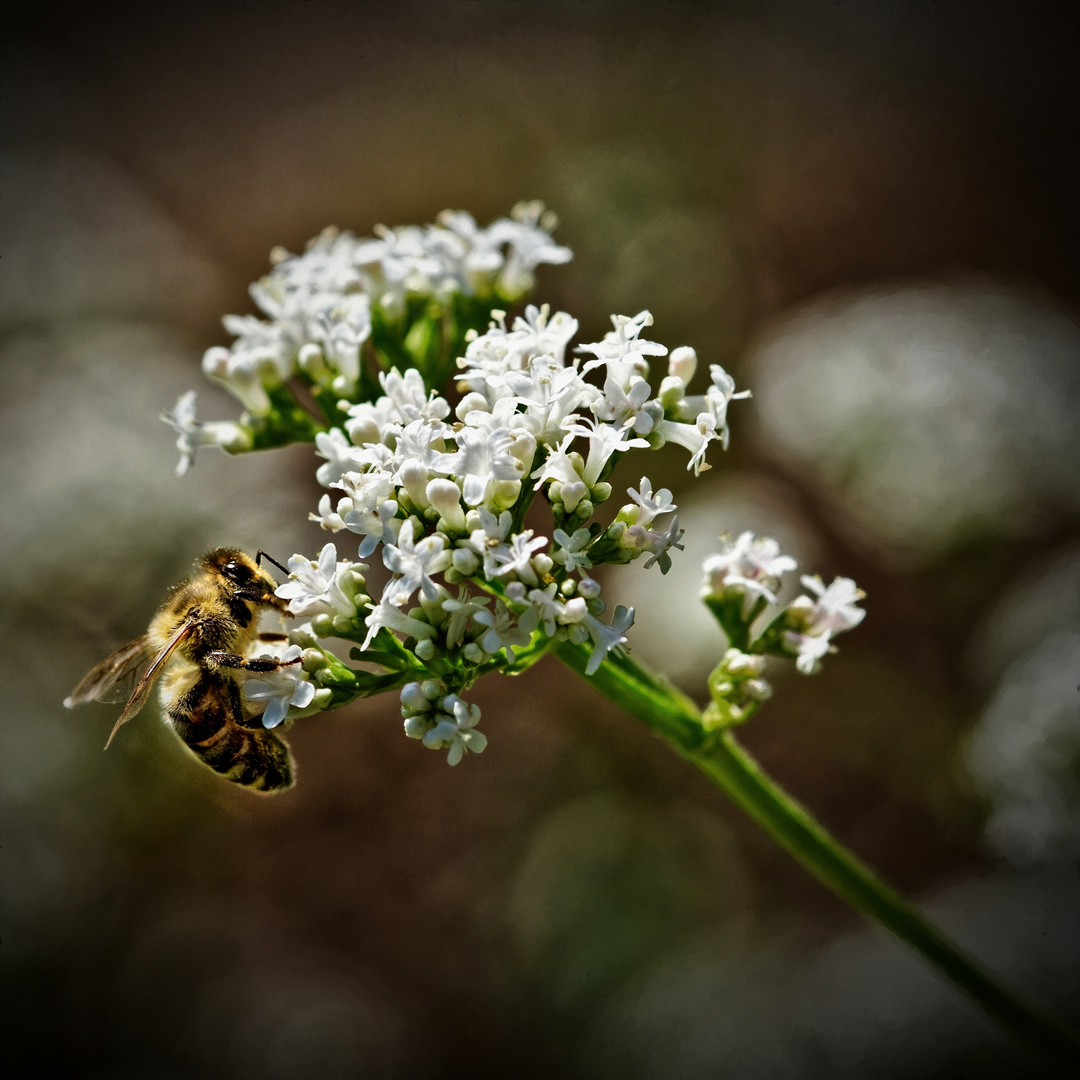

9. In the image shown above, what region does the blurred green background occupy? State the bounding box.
[4,2,1080,1077]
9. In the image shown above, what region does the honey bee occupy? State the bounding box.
[65,548,301,793]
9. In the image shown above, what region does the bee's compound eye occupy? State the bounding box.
[222,561,243,582]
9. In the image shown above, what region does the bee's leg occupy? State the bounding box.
[225,675,265,731]
[257,632,288,642]
[226,676,254,729]
[203,651,302,673]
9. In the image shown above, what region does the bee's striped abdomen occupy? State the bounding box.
[166,670,294,792]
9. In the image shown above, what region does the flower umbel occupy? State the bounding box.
[164,205,814,769]
[699,533,866,723]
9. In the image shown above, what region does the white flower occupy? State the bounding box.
[578,310,668,387]
[335,469,400,557]
[625,477,676,528]
[641,515,685,574]
[785,631,835,675]
[560,416,649,487]
[781,576,866,675]
[433,426,524,508]
[361,592,438,649]
[552,528,594,573]
[315,428,372,487]
[422,694,488,765]
[530,433,585,488]
[161,391,251,476]
[382,518,453,606]
[512,304,579,366]
[505,355,591,444]
[242,645,317,728]
[794,575,866,636]
[306,291,372,393]
[310,492,348,533]
[354,223,445,311]
[490,530,549,587]
[574,605,636,676]
[394,419,453,476]
[432,210,506,290]
[441,588,491,647]
[592,375,660,436]
[671,364,751,452]
[379,367,451,425]
[345,397,400,446]
[464,507,514,577]
[525,583,568,637]
[202,314,293,415]
[489,201,573,299]
[702,532,798,606]
[653,414,720,475]
[472,598,539,661]
[275,543,364,619]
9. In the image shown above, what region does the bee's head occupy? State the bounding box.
[203,548,288,613]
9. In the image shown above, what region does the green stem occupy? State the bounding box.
[553,639,1080,1065]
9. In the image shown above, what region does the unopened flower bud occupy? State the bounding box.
[561,481,588,513]
[455,392,490,421]
[658,375,687,411]
[401,682,430,714]
[578,578,601,599]
[745,679,773,701]
[399,460,431,510]
[668,345,697,384]
[532,554,554,577]
[301,648,329,672]
[560,597,588,624]
[403,715,428,739]
[427,479,467,531]
[721,648,767,677]
[492,479,522,507]
[452,547,480,576]
[421,679,444,701]
[345,415,380,445]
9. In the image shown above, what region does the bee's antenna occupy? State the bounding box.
[256,551,290,576]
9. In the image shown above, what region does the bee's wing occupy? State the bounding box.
[104,620,196,749]
[65,636,153,709]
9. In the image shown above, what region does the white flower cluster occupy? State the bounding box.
[167,204,759,759]
[702,531,866,677]
[270,304,748,761]
[202,202,570,414]
[400,680,487,766]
